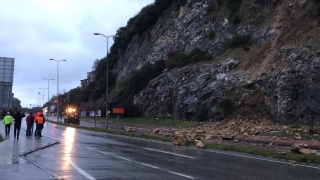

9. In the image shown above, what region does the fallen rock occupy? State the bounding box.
[211,131,221,135]
[173,134,188,146]
[195,140,205,149]
[300,148,317,155]
[196,129,205,133]
[289,160,297,164]
[190,133,197,140]
[152,128,160,134]
[290,143,301,154]
[222,136,234,140]
[294,136,302,140]
[205,134,212,140]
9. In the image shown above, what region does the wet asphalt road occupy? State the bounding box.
[2,117,320,180]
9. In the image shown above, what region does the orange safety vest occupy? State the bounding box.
[37,117,44,124]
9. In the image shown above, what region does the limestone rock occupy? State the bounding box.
[300,148,317,155]
[196,140,205,149]
[173,134,188,146]
[152,128,160,134]
[290,143,301,154]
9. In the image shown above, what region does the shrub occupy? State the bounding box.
[174,0,188,10]
[118,61,166,105]
[316,4,320,17]
[165,48,212,70]
[165,51,185,70]
[228,35,251,49]
[219,98,234,117]
[208,30,216,40]
[196,103,209,122]
[227,0,242,24]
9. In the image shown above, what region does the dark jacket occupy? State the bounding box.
[13,112,26,125]
[26,114,35,125]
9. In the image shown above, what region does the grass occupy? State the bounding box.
[80,116,197,128]
[47,119,320,164]
[206,143,320,164]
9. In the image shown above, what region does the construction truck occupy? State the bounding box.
[63,106,80,125]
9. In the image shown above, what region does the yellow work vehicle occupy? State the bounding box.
[63,106,80,125]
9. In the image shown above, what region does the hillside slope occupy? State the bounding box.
[107,0,320,124]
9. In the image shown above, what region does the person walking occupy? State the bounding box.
[13,111,25,140]
[34,112,40,136]
[35,114,45,137]
[26,112,34,136]
[3,112,13,135]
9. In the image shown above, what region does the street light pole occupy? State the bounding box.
[39,88,48,107]
[94,33,117,129]
[43,78,54,118]
[50,59,66,122]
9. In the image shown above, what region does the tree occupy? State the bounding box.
[92,59,100,71]
[86,99,104,127]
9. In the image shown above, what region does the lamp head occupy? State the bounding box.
[50,59,53,60]
[63,59,66,61]
[94,33,100,35]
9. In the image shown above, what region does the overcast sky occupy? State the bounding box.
[0,0,154,108]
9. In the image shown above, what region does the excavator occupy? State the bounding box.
[63,106,80,125]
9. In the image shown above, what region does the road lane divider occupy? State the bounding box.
[143,147,195,159]
[41,132,96,179]
[202,148,320,170]
[85,147,195,179]
[66,154,96,180]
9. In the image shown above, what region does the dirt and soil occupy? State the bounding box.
[81,117,320,155]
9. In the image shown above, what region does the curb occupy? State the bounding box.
[19,141,61,179]
[21,141,60,156]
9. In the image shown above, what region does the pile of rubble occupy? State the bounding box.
[148,119,320,154]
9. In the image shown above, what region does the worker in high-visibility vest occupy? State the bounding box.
[35,113,45,137]
[34,112,40,136]
[3,112,13,135]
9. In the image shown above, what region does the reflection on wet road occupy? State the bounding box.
[19,119,320,180]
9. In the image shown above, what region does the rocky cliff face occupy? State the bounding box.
[113,0,320,123]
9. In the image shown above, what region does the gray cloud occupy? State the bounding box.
[0,0,154,107]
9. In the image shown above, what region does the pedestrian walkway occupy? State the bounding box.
[0,121,58,180]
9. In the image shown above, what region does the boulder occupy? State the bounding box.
[300,148,317,155]
[211,131,221,135]
[290,143,301,153]
[205,134,212,140]
[196,129,205,133]
[173,134,188,146]
[294,136,302,140]
[153,128,160,134]
[196,140,205,149]
[190,133,197,140]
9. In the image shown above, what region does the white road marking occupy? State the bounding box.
[169,171,195,179]
[42,133,96,179]
[144,147,195,159]
[139,163,159,169]
[114,155,132,161]
[67,155,96,180]
[85,147,195,179]
[203,148,320,170]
